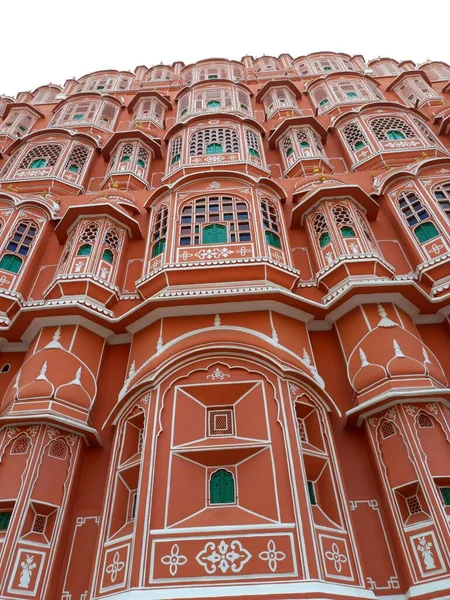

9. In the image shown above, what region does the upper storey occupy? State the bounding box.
[293,52,366,77]
[180,59,246,85]
[63,70,136,96]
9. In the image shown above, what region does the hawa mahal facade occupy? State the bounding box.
[0,51,449,600]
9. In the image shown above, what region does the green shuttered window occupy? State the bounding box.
[210,470,235,504]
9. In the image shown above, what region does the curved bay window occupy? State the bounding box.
[106,142,150,182]
[280,127,329,174]
[56,218,126,290]
[0,220,38,274]
[130,98,166,129]
[309,77,383,115]
[0,109,37,139]
[166,123,266,177]
[369,60,402,77]
[338,111,445,169]
[262,87,300,120]
[51,98,119,131]
[179,196,251,246]
[392,75,441,108]
[177,86,252,122]
[151,205,168,258]
[0,138,94,191]
[75,72,133,94]
[306,200,383,272]
[181,62,245,85]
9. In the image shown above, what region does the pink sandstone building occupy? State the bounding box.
[0,51,449,600]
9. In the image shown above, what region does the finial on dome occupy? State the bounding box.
[359,348,369,367]
[393,340,405,358]
[377,304,397,328]
[423,347,431,364]
[36,361,48,381]
[45,326,63,349]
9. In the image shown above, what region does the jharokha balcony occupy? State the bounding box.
[163,115,269,183]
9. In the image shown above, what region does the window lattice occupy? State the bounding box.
[170,136,183,164]
[413,118,437,144]
[152,205,168,242]
[208,408,234,436]
[18,144,63,169]
[312,212,328,236]
[381,420,396,439]
[341,121,369,151]
[331,205,353,225]
[99,102,117,124]
[260,199,280,234]
[32,515,46,533]
[179,196,251,246]
[6,220,38,257]
[245,129,261,156]
[406,495,422,515]
[189,128,239,155]
[433,183,450,219]
[80,222,99,242]
[417,413,434,428]
[48,440,67,459]
[64,144,89,173]
[357,212,377,249]
[398,192,429,227]
[297,418,308,442]
[370,117,416,141]
[137,146,149,166]
[11,436,29,454]
[283,135,294,156]
[104,228,120,250]
[120,143,134,161]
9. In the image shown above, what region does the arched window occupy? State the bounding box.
[202,224,227,243]
[151,205,168,257]
[18,144,63,170]
[398,191,439,243]
[386,130,406,140]
[77,244,92,256]
[207,100,221,108]
[341,226,356,237]
[179,196,251,246]
[370,117,415,141]
[260,198,282,248]
[0,220,38,273]
[189,128,239,155]
[319,232,331,247]
[210,469,235,504]
[102,249,114,263]
[206,143,223,155]
[415,222,439,243]
[0,255,22,273]
[433,183,450,219]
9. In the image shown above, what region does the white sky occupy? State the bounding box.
[3,0,450,97]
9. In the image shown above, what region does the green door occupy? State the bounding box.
[210,470,235,504]
[202,224,227,244]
